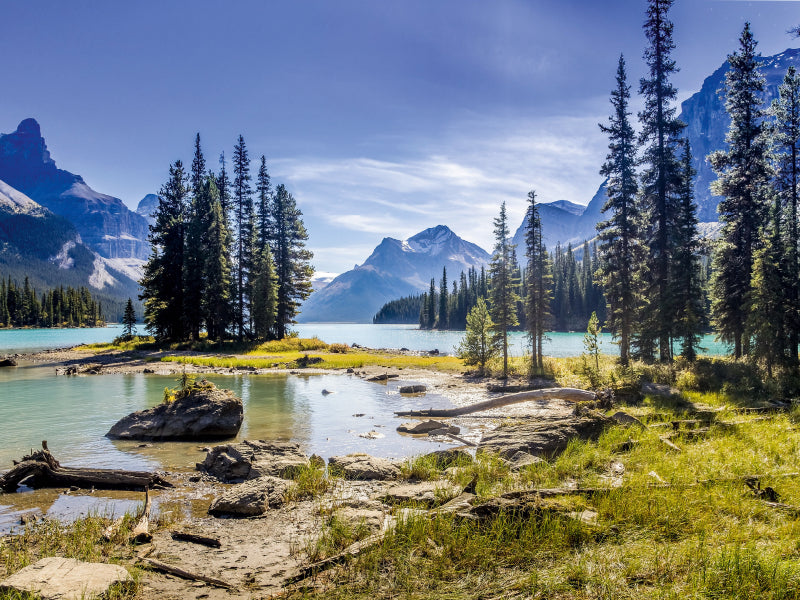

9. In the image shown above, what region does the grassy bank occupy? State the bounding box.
[289,391,800,599]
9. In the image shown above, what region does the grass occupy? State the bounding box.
[0,514,141,599]
[284,388,800,599]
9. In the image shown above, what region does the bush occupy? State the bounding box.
[328,343,349,354]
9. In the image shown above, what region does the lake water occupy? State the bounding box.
[0,324,732,530]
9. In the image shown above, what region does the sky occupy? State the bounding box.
[2,0,799,276]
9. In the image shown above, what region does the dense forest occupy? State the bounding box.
[140,134,313,342]
[373,242,606,332]
[0,277,104,328]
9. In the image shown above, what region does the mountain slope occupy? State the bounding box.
[0,178,141,319]
[299,225,490,323]
[0,118,151,260]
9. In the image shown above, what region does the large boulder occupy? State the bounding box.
[377,481,462,508]
[479,412,613,459]
[0,557,132,600]
[328,454,401,480]
[199,440,309,482]
[208,476,290,517]
[106,382,243,441]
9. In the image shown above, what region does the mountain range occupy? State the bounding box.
[299,225,490,322]
[303,48,800,322]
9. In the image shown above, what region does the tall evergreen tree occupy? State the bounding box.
[232,135,254,339]
[772,65,800,366]
[200,177,233,342]
[710,23,771,358]
[438,267,449,329]
[672,142,705,360]
[489,201,519,379]
[256,155,272,256]
[140,160,188,340]
[268,184,314,339]
[638,0,686,362]
[217,152,232,217]
[122,298,136,339]
[524,190,552,374]
[184,135,208,339]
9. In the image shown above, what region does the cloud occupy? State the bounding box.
[274,112,609,272]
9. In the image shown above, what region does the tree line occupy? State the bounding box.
[0,277,104,328]
[374,242,605,333]
[140,134,313,342]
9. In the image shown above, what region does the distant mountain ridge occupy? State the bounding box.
[0,118,151,260]
[299,225,490,323]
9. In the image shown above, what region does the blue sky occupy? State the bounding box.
[2,0,799,275]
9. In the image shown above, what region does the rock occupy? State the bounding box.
[321,389,333,395]
[106,382,243,441]
[367,373,399,382]
[198,440,309,482]
[328,454,401,480]
[423,449,473,469]
[377,481,462,508]
[0,357,17,367]
[397,420,457,435]
[0,557,132,600]
[399,384,427,394]
[479,412,613,459]
[358,431,385,439]
[142,368,155,374]
[208,476,290,517]
[612,411,647,430]
[333,507,386,531]
[504,450,545,471]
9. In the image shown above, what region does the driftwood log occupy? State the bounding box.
[0,442,172,492]
[394,388,598,418]
[140,558,233,589]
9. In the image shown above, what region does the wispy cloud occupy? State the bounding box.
[274,113,608,273]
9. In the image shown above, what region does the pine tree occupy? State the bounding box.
[184,135,208,339]
[425,279,436,329]
[122,298,136,339]
[524,190,552,374]
[672,142,705,360]
[438,267,449,329]
[710,23,771,358]
[200,177,233,342]
[772,65,800,366]
[232,135,254,339]
[256,155,272,256]
[268,184,314,339]
[638,0,686,362]
[457,298,499,375]
[489,201,519,379]
[140,160,188,340]
[217,152,232,217]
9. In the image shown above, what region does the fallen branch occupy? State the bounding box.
[394,388,597,418]
[658,436,682,452]
[0,442,171,492]
[141,558,233,589]
[131,488,152,544]
[171,532,222,548]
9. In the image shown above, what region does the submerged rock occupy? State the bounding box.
[199,439,309,482]
[106,382,243,441]
[399,384,427,394]
[208,476,290,516]
[397,420,458,435]
[328,454,401,480]
[479,412,613,459]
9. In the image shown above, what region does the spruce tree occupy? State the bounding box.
[140,160,188,340]
[184,135,208,339]
[638,0,685,362]
[710,23,771,358]
[438,267,449,329]
[672,142,705,360]
[772,65,800,366]
[200,177,233,342]
[232,135,254,339]
[251,247,278,340]
[268,184,314,339]
[457,298,499,375]
[122,298,136,339]
[489,201,519,379]
[426,279,436,329]
[217,152,232,217]
[524,190,552,374]
[256,155,272,256]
